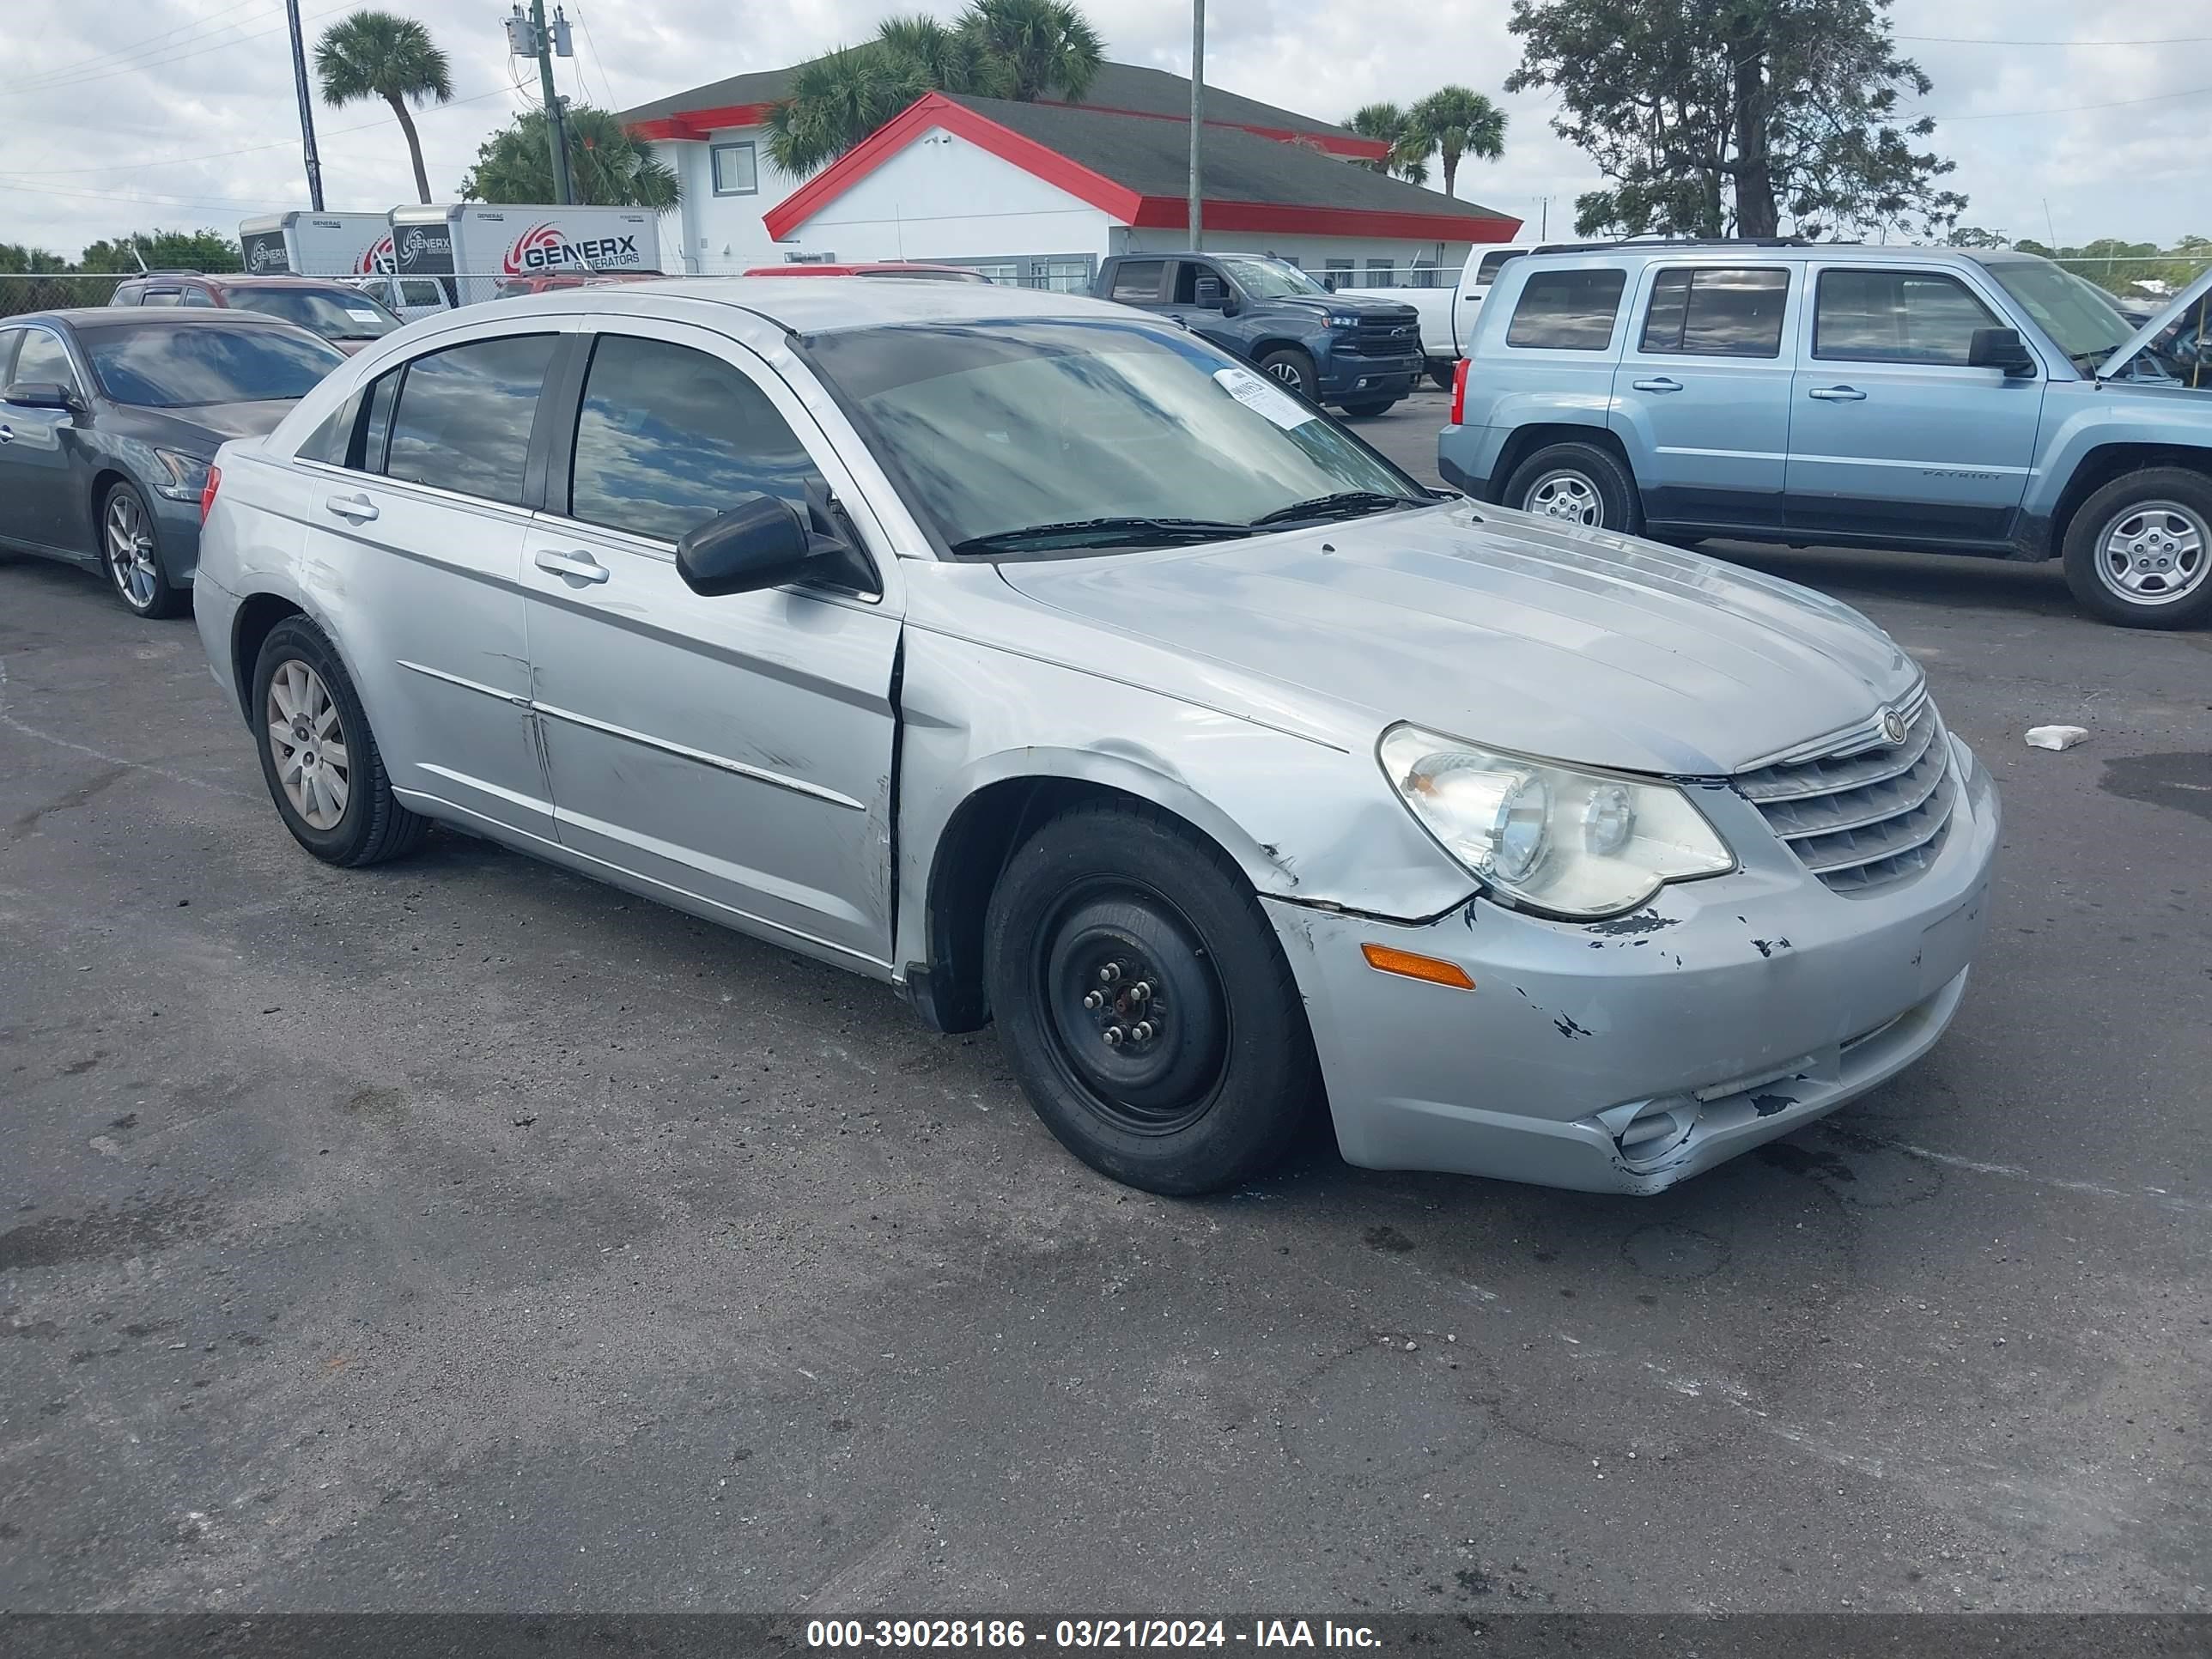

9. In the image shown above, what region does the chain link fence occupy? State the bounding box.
[0,272,131,319]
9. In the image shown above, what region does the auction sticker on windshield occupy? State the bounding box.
[344,308,384,324]
[1214,366,1316,430]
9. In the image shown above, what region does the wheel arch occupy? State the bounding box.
[229,592,308,718]
[2049,443,2212,556]
[1486,422,1637,507]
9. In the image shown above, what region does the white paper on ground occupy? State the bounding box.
[2024,725,2088,750]
[1214,366,1316,430]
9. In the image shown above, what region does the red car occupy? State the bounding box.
[110,272,404,353]
[740,263,993,283]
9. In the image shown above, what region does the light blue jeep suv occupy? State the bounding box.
[1437,240,2212,628]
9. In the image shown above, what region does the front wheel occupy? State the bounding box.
[2060,468,2212,629]
[1254,348,1318,404]
[1500,441,1644,535]
[1336,398,1399,418]
[983,800,1322,1194]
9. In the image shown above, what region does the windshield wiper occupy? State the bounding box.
[1247,490,1426,528]
[951,515,1253,556]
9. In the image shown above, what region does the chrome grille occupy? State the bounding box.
[1735,697,1956,893]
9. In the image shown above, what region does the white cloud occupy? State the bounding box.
[0,0,2204,260]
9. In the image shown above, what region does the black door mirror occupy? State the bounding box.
[675,495,819,596]
[1967,327,2037,376]
[4,381,76,411]
[1192,276,1226,311]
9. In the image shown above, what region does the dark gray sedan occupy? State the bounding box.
[0,309,345,617]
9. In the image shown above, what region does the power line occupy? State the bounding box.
[571,5,622,109]
[0,2,354,100]
[1928,83,2210,120]
[0,0,270,93]
[1896,32,2212,46]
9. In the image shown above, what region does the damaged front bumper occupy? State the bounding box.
[1264,738,2001,1194]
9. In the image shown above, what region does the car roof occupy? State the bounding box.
[1514,240,2009,268]
[5,307,301,329]
[492,275,1135,335]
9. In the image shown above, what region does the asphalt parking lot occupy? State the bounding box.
[3,403,2209,1613]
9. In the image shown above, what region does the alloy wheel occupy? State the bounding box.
[1263,359,1304,386]
[2094,501,2208,606]
[264,659,352,830]
[1522,469,1603,526]
[105,492,160,611]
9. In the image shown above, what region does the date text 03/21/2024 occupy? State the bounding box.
[804,1620,1383,1650]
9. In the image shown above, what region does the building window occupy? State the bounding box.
[1366,259,1394,278]
[712,142,758,197]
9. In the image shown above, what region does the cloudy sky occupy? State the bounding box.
[2,0,2205,260]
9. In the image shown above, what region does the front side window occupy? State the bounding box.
[382,333,557,504]
[10,329,79,395]
[77,323,341,407]
[1639,267,1790,357]
[1506,268,1627,350]
[807,317,1427,556]
[712,142,758,196]
[1977,258,2132,368]
[1814,270,2000,366]
[568,333,826,543]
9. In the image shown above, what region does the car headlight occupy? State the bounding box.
[1379,724,1734,918]
[1328,313,1362,328]
[151,448,211,502]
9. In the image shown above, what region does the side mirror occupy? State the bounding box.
[4,381,76,411]
[1967,327,2037,377]
[1220,292,1243,318]
[675,495,819,597]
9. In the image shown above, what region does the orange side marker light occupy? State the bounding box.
[1360,943,1476,991]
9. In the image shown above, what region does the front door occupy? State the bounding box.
[0,326,89,554]
[1784,264,2045,545]
[292,326,560,839]
[1609,263,1795,530]
[521,321,902,970]
[1166,260,1242,356]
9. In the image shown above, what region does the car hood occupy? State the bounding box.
[104,399,301,454]
[2099,263,2212,379]
[992,503,1922,776]
[1278,293,1418,319]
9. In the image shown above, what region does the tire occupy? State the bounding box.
[1427,362,1455,391]
[1254,348,1318,404]
[251,616,428,866]
[100,480,186,618]
[1501,441,1644,535]
[1336,398,1399,418]
[2059,467,2212,629]
[982,799,1322,1195]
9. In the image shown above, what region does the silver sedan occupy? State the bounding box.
[190,279,1998,1195]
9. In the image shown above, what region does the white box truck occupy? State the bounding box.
[387,204,662,307]
[237,212,394,277]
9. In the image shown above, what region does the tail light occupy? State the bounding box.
[199,465,222,525]
[1449,358,1469,427]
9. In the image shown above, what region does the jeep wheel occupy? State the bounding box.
[1502,441,1644,535]
[2062,468,2212,629]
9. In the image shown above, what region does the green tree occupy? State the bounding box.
[1343,103,1429,185]
[314,9,454,205]
[766,0,1103,175]
[0,244,68,273]
[1506,0,1965,240]
[76,229,244,272]
[1945,226,2008,249]
[1404,86,1507,198]
[464,105,681,209]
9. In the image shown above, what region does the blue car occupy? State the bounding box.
[0,309,345,617]
[1437,242,2212,629]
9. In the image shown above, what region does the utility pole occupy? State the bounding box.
[512,1,575,204]
[1187,0,1204,249]
[284,0,325,210]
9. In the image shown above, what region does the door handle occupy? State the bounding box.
[1808,386,1867,401]
[1631,377,1683,392]
[0,424,12,444]
[324,492,379,521]
[534,548,609,584]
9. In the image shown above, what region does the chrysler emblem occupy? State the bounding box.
[1880,707,1909,744]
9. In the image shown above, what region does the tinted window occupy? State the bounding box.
[1640,267,1789,357]
[182,287,216,307]
[79,323,342,407]
[360,369,399,471]
[228,285,401,341]
[1505,268,1627,350]
[401,280,444,307]
[1476,248,1525,284]
[297,392,359,465]
[383,334,556,504]
[1109,261,1165,302]
[11,329,78,393]
[0,331,19,385]
[140,289,183,307]
[568,334,825,543]
[1814,270,2000,366]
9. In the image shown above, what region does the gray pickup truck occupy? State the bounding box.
[1439,241,2212,628]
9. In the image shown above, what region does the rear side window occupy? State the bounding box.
[382,333,556,505]
[1505,268,1626,350]
[1814,270,2000,367]
[1108,260,1165,302]
[567,333,827,544]
[182,288,216,307]
[140,289,183,307]
[1640,267,1790,357]
[1476,248,1525,285]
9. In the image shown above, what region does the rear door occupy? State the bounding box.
[292,322,562,839]
[1784,263,2045,544]
[0,325,90,552]
[1609,262,1794,530]
[520,319,902,969]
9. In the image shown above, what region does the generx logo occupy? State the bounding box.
[502,222,643,275]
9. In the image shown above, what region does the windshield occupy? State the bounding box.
[227,285,402,340]
[1215,257,1330,299]
[80,323,346,408]
[808,318,1429,554]
[1977,258,2134,366]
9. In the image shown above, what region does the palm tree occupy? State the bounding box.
[766,46,929,175]
[1404,86,1506,198]
[961,0,1103,103]
[1344,102,1429,186]
[462,105,680,210]
[314,10,453,205]
[878,15,1000,97]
